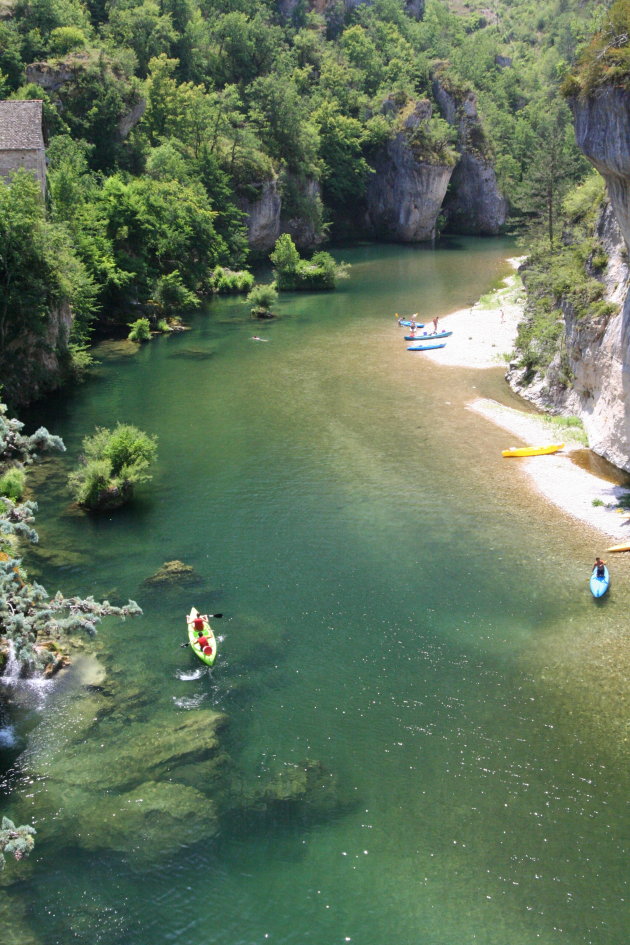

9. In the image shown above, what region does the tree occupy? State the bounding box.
[246,283,278,317]
[0,172,96,406]
[68,424,158,511]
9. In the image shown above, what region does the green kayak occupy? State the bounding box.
[187,607,217,666]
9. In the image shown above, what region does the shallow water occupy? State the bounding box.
[1,238,628,945]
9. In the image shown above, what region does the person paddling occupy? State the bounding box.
[593,556,606,578]
[187,611,209,633]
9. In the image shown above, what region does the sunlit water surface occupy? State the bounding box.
[1,239,628,945]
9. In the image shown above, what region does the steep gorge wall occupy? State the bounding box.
[509,88,630,471]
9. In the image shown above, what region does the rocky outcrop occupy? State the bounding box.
[142,559,203,587]
[433,79,507,234]
[364,100,454,242]
[4,300,73,406]
[521,88,630,470]
[237,179,282,253]
[572,87,630,251]
[508,200,630,470]
[280,176,324,250]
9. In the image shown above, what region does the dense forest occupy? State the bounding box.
[0,0,613,401]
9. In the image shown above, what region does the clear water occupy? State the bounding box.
[1,238,628,945]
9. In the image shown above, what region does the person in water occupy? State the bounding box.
[593,556,606,577]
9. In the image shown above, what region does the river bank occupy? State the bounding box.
[421,256,630,541]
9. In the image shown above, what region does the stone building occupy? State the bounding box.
[0,99,46,197]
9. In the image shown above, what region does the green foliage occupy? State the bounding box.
[0,468,27,501]
[211,266,255,294]
[128,318,152,342]
[49,25,87,55]
[247,283,278,316]
[152,270,200,314]
[0,818,36,870]
[68,423,158,510]
[270,234,349,291]
[568,0,630,95]
[0,172,96,405]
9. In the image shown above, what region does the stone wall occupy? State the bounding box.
[0,149,46,196]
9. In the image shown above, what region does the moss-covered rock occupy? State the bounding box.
[142,560,203,587]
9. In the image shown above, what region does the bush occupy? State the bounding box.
[211,266,255,294]
[246,283,278,317]
[68,424,157,511]
[152,271,200,314]
[49,27,88,55]
[0,468,26,501]
[128,318,151,342]
[270,235,349,291]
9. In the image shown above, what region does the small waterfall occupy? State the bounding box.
[2,641,22,684]
[1,641,52,708]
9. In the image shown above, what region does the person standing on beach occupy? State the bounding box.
[432,317,439,333]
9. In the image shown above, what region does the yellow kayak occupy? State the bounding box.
[606,542,630,553]
[502,443,564,457]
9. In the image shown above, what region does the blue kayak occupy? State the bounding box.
[589,565,610,598]
[404,331,452,341]
[398,320,425,328]
[407,342,447,351]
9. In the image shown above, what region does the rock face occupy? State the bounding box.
[508,200,630,470]
[237,179,282,253]
[433,79,507,234]
[6,300,73,406]
[364,100,454,242]
[572,88,630,252]
[514,88,630,471]
[276,0,424,21]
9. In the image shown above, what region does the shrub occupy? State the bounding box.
[247,283,278,317]
[68,424,157,511]
[49,26,88,56]
[128,318,151,342]
[0,468,26,501]
[152,271,200,314]
[211,266,255,294]
[270,235,350,291]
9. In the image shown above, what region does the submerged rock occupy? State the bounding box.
[79,780,220,860]
[142,560,203,587]
[249,759,343,820]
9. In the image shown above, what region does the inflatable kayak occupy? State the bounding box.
[398,320,425,328]
[589,566,610,598]
[404,331,452,341]
[502,444,564,457]
[187,607,217,666]
[407,342,447,351]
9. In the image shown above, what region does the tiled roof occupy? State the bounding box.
[0,100,45,150]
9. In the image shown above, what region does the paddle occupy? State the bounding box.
[180,614,223,647]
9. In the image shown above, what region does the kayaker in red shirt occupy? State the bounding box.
[187,612,208,633]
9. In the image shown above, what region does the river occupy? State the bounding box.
[1,238,627,945]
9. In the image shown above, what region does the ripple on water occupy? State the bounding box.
[172,693,208,709]
[175,668,206,681]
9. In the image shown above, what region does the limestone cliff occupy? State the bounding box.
[433,78,507,235]
[364,100,454,242]
[6,301,73,407]
[237,179,282,253]
[508,86,630,470]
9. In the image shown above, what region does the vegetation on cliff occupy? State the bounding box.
[562,0,630,96]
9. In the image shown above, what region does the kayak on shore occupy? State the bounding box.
[501,444,564,457]
[404,331,453,341]
[407,342,447,351]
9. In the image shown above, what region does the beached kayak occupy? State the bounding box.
[407,342,447,351]
[404,331,453,341]
[501,444,564,457]
[589,565,610,598]
[606,542,630,552]
[398,320,425,328]
[187,607,217,666]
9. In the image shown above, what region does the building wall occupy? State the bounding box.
[0,148,47,196]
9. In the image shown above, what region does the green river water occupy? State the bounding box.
[1,238,628,945]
